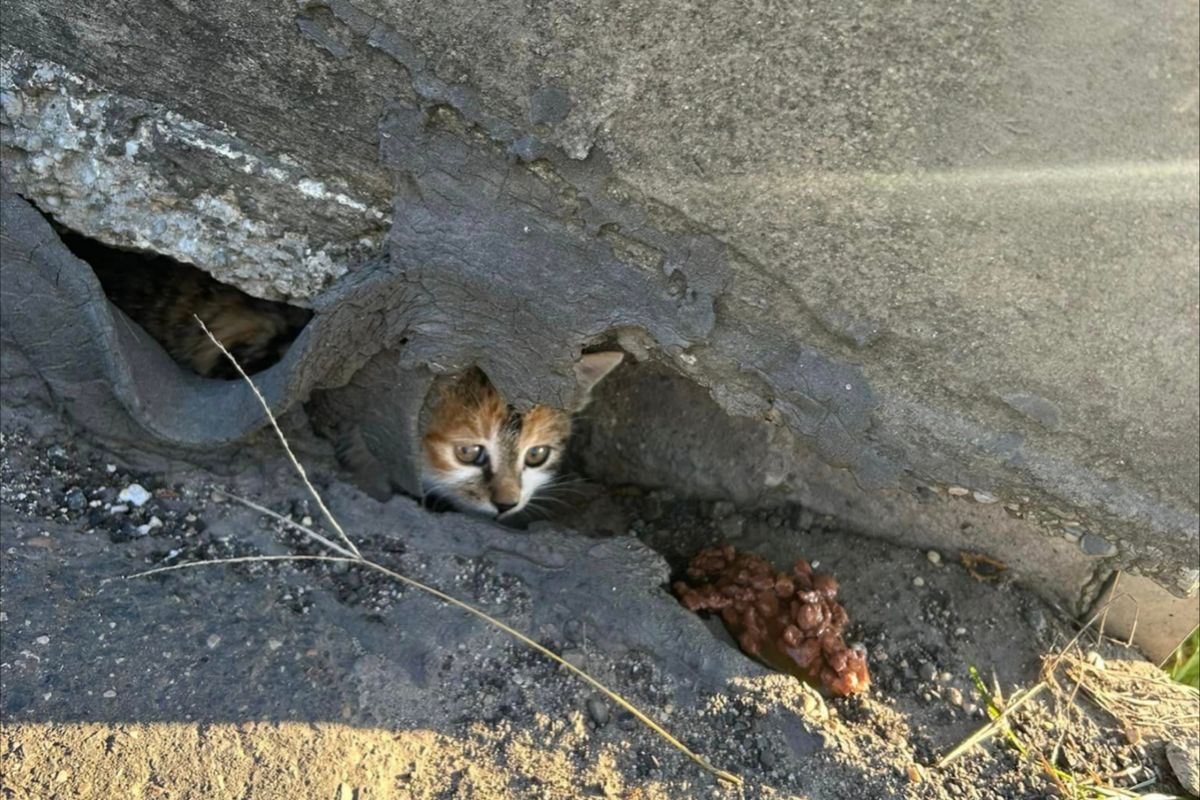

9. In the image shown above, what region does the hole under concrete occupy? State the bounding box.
[55,227,312,380]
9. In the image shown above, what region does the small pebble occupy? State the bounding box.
[64,488,86,511]
[35,635,50,645]
[105,464,117,473]
[587,695,610,727]
[108,504,129,515]
[118,484,152,507]
[560,649,587,670]
[102,690,116,699]
[1167,738,1200,796]
[947,486,970,497]
[206,634,221,649]
[912,576,925,587]
[948,687,964,706]
[1080,532,1118,557]
[267,639,283,650]
[926,550,941,565]
[758,747,777,770]
[972,491,999,504]
[918,662,938,682]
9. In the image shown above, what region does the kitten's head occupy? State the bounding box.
[420,352,623,519]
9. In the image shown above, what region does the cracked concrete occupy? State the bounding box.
[1,52,387,301]
[1,0,1196,647]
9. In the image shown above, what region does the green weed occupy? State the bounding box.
[1163,625,1199,691]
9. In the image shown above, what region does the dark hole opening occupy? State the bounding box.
[57,227,313,380]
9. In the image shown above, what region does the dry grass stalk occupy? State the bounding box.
[934,681,1048,768]
[1061,654,1200,743]
[937,590,1191,797]
[212,490,356,558]
[192,316,361,560]
[124,318,743,787]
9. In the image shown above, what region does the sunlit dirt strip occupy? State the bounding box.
[0,721,668,799]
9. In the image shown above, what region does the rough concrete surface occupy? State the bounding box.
[578,361,1111,615]
[1,1,1197,612]
[1100,572,1200,665]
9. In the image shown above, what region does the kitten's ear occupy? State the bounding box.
[572,351,624,408]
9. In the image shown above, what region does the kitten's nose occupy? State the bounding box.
[494,501,518,516]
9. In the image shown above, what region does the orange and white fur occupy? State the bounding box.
[421,353,622,520]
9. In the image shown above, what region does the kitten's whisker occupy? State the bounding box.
[541,486,592,498]
[520,502,558,522]
[547,482,592,494]
[547,475,590,484]
[545,479,590,489]
[529,495,573,510]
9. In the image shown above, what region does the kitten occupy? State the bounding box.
[421,353,623,519]
[63,231,311,379]
[63,230,619,519]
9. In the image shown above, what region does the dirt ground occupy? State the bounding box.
[0,403,1191,799]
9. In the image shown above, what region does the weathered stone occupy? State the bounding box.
[1080,533,1118,558]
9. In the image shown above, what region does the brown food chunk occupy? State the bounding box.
[673,546,870,696]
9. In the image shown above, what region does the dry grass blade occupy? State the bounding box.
[123,319,743,788]
[126,554,356,580]
[212,489,356,559]
[935,681,1047,768]
[192,314,361,560]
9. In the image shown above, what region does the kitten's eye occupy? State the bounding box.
[524,445,552,467]
[455,444,486,465]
